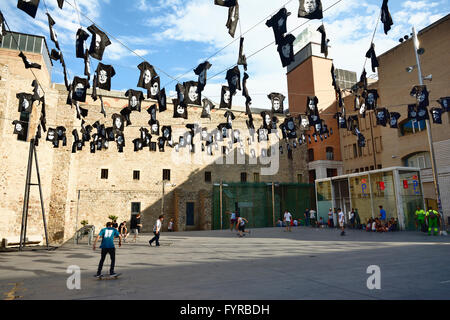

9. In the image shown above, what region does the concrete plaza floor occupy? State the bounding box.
[1,227,449,300]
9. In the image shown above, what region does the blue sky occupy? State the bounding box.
[1,0,449,109]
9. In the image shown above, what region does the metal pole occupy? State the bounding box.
[19,140,34,251]
[272,182,275,227]
[220,180,223,230]
[162,182,165,215]
[412,26,445,231]
[75,190,80,244]
[33,144,49,249]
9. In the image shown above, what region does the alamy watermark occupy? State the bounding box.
[66,265,81,290]
[366,265,381,290]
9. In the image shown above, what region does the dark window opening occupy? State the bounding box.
[133,170,140,181]
[101,169,109,180]
[240,172,247,183]
[205,171,212,183]
[163,169,171,181]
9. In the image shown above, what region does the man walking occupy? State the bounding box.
[338,208,345,236]
[304,208,310,226]
[149,215,164,247]
[310,209,317,228]
[426,207,439,236]
[283,209,293,232]
[93,222,122,278]
[130,213,142,243]
[415,206,426,232]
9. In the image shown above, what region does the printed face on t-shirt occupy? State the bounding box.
[443,100,448,108]
[308,99,316,110]
[315,123,321,132]
[48,131,55,140]
[144,70,151,85]
[152,124,158,132]
[114,118,122,129]
[273,98,281,111]
[418,109,426,117]
[367,93,374,105]
[304,0,317,13]
[130,96,138,107]
[390,118,396,126]
[287,121,294,131]
[224,90,231,104]
[163,128,170,139]
[418,93,425,103]
[99,70,107,84]
[188,86,198,102]
[301,118,309,128]
[22,99,29,110]
[177,105,185,115]
[15,123,23,132]
[199,71,206,85]
[74,83,84,97]
[377,111,384,120]
[282,44,291,58]
[201,130,207,139]
[231,76,238,87]
[151,81,159,96]
[265,114,270,126]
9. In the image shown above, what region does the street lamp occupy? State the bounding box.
[409,26,445,232]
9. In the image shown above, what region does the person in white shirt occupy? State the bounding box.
[149,215,164,247]
[309,209,317,227]
[237,216,250,237]
[283,209,293,232]
[338,208,345,236]
[227,211,238,231]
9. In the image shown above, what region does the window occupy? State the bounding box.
[297,174,303,184]
[377,165,382,170]
[101,169,108,180]
[308,149,314,162]
[133,170,140,181]
[254,173,260,183]
[17,112,30,142]
[365,167,369,172]
[344,146,348,160]
[309,170,316,184]
[186,202,195,226]
[367,139,372,155]
[358,145,363,157]
[241,172,247,183]
[404,152,432,169]
[205,171,212,183]
[353,144,358,158]
[326,168,337,178]
[131,202,141,215]
[370,166,375,171]
[326,147,334,161]
[400,119,427,136]
[163,169,171,181]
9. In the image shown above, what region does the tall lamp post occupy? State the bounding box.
[411,26,445,231]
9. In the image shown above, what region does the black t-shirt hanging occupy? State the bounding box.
[19,51,41,69]
[158,88,167,113]
[270,116,279,132]
[112,113,125,133]
[46,13,60,50]
[161,126,172,142]
[46,128,56,144]
[125,89,144,112]
[17,0,40,19]
[184,81,201,106]
[220,86,232,109]
[106,127,115,142]
[410,85,429,109]
[214,0,236,6]
[268,93,285,114]
[381,0,393,35]
[363,89,379,110]
[194,61,212,93]
[87,24,111,61]
[173,99,188,119]
[298,0,323,19]
[261,111,271,130]
[437,97,450,112]
[365,43,379,73]
[416,106,429,121]
[334,112,347,129]
[147,104,158,122]
[285,117,297,133]
[408,104,418,121]
[95,63,115,91]
[57,0,64,9]
[226,2,239,38]
[72,77,90,102]
[56,126,67,146]
[158,137,165,152]
[218,123,229,139]
[430,108,443,124]
[31,80,43,102]
[116,133,125,153]
[375,108,389,127]
[225,66,241,96]
[389,112,401,128]
[224,111,235,129]
[176,83,187,107]
[120,107,132,126]
[149,119,160,136]
[16,93,33,113]
[202,98,215,119]
[148,76,160,100]
[137,62,157,90]
[347,115,359,132]
[317,24,328,58]
[277,34,296,67]
[242,72,252,105]
[308,113,321,127]
[12,120,27,136]
[237,37,247,71]
[266,8,291,45]
[76,28,90,59]
[84,49,91,80]
[331,64,338,92]
[133,139,144,152]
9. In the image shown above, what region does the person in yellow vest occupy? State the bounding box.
[426,207,439,236]
[415,206,426,232]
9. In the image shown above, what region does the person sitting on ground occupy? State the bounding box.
[371,219,377,232]
[293,219,298,227]
[318,217,324,227]
[366,218,372,232]
[118,221,128,241]
[168,218,174,232]
[276,219,283,227]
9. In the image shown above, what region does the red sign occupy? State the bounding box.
[379,182,385,191]
[361,179,367,184]
[413,175,418,180]
[403,180,409,189]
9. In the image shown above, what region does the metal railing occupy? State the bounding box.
[74,225,95,245]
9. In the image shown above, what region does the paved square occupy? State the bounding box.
[1,227,449,300]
